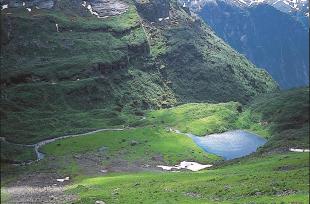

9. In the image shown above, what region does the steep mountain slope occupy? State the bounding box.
[197,1,309,89]
[0,0,277,144]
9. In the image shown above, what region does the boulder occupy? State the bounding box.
[130,140,139,146]
[151,154,163,161]
[95,201,106,204]
[98,146,108,152]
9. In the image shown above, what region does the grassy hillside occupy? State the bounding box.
[53,88,308,203]
[41,127,219,166]
[0,1,175,143]
[147,102,242,136]
[70,152,309,203]
[0,0,277,145]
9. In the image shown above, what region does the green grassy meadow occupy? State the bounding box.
[147,102,242,136]
[69,152,309,203]
[1,86,309,203]
[41,127,220,166]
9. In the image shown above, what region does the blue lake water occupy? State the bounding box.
[187,130,267,160]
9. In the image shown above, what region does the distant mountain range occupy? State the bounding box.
[179,0,309,89]
[179,0,309,16]
[232,0,309,27]
[179,0,309,27]
[232,0,309,16]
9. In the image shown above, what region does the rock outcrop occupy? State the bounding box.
[89,0,129,17]
[135,0,170,22]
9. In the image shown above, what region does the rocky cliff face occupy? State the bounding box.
[88,0,129,17]
[198,1,309,89]
[1,0,278,142]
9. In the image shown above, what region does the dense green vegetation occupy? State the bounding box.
[70,152,309,203]
[0,1,175,144]
[1,0,277,146]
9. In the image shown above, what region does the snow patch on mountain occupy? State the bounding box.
[179,0,309,17]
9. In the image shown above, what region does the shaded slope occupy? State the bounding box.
[198,1,309,89]
[244,87,309,152]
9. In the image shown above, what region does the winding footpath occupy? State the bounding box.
[1,128,126,163]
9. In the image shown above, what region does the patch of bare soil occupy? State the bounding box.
[73,151,164,176]
[3,148,168,203]
[3,173,78,204]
